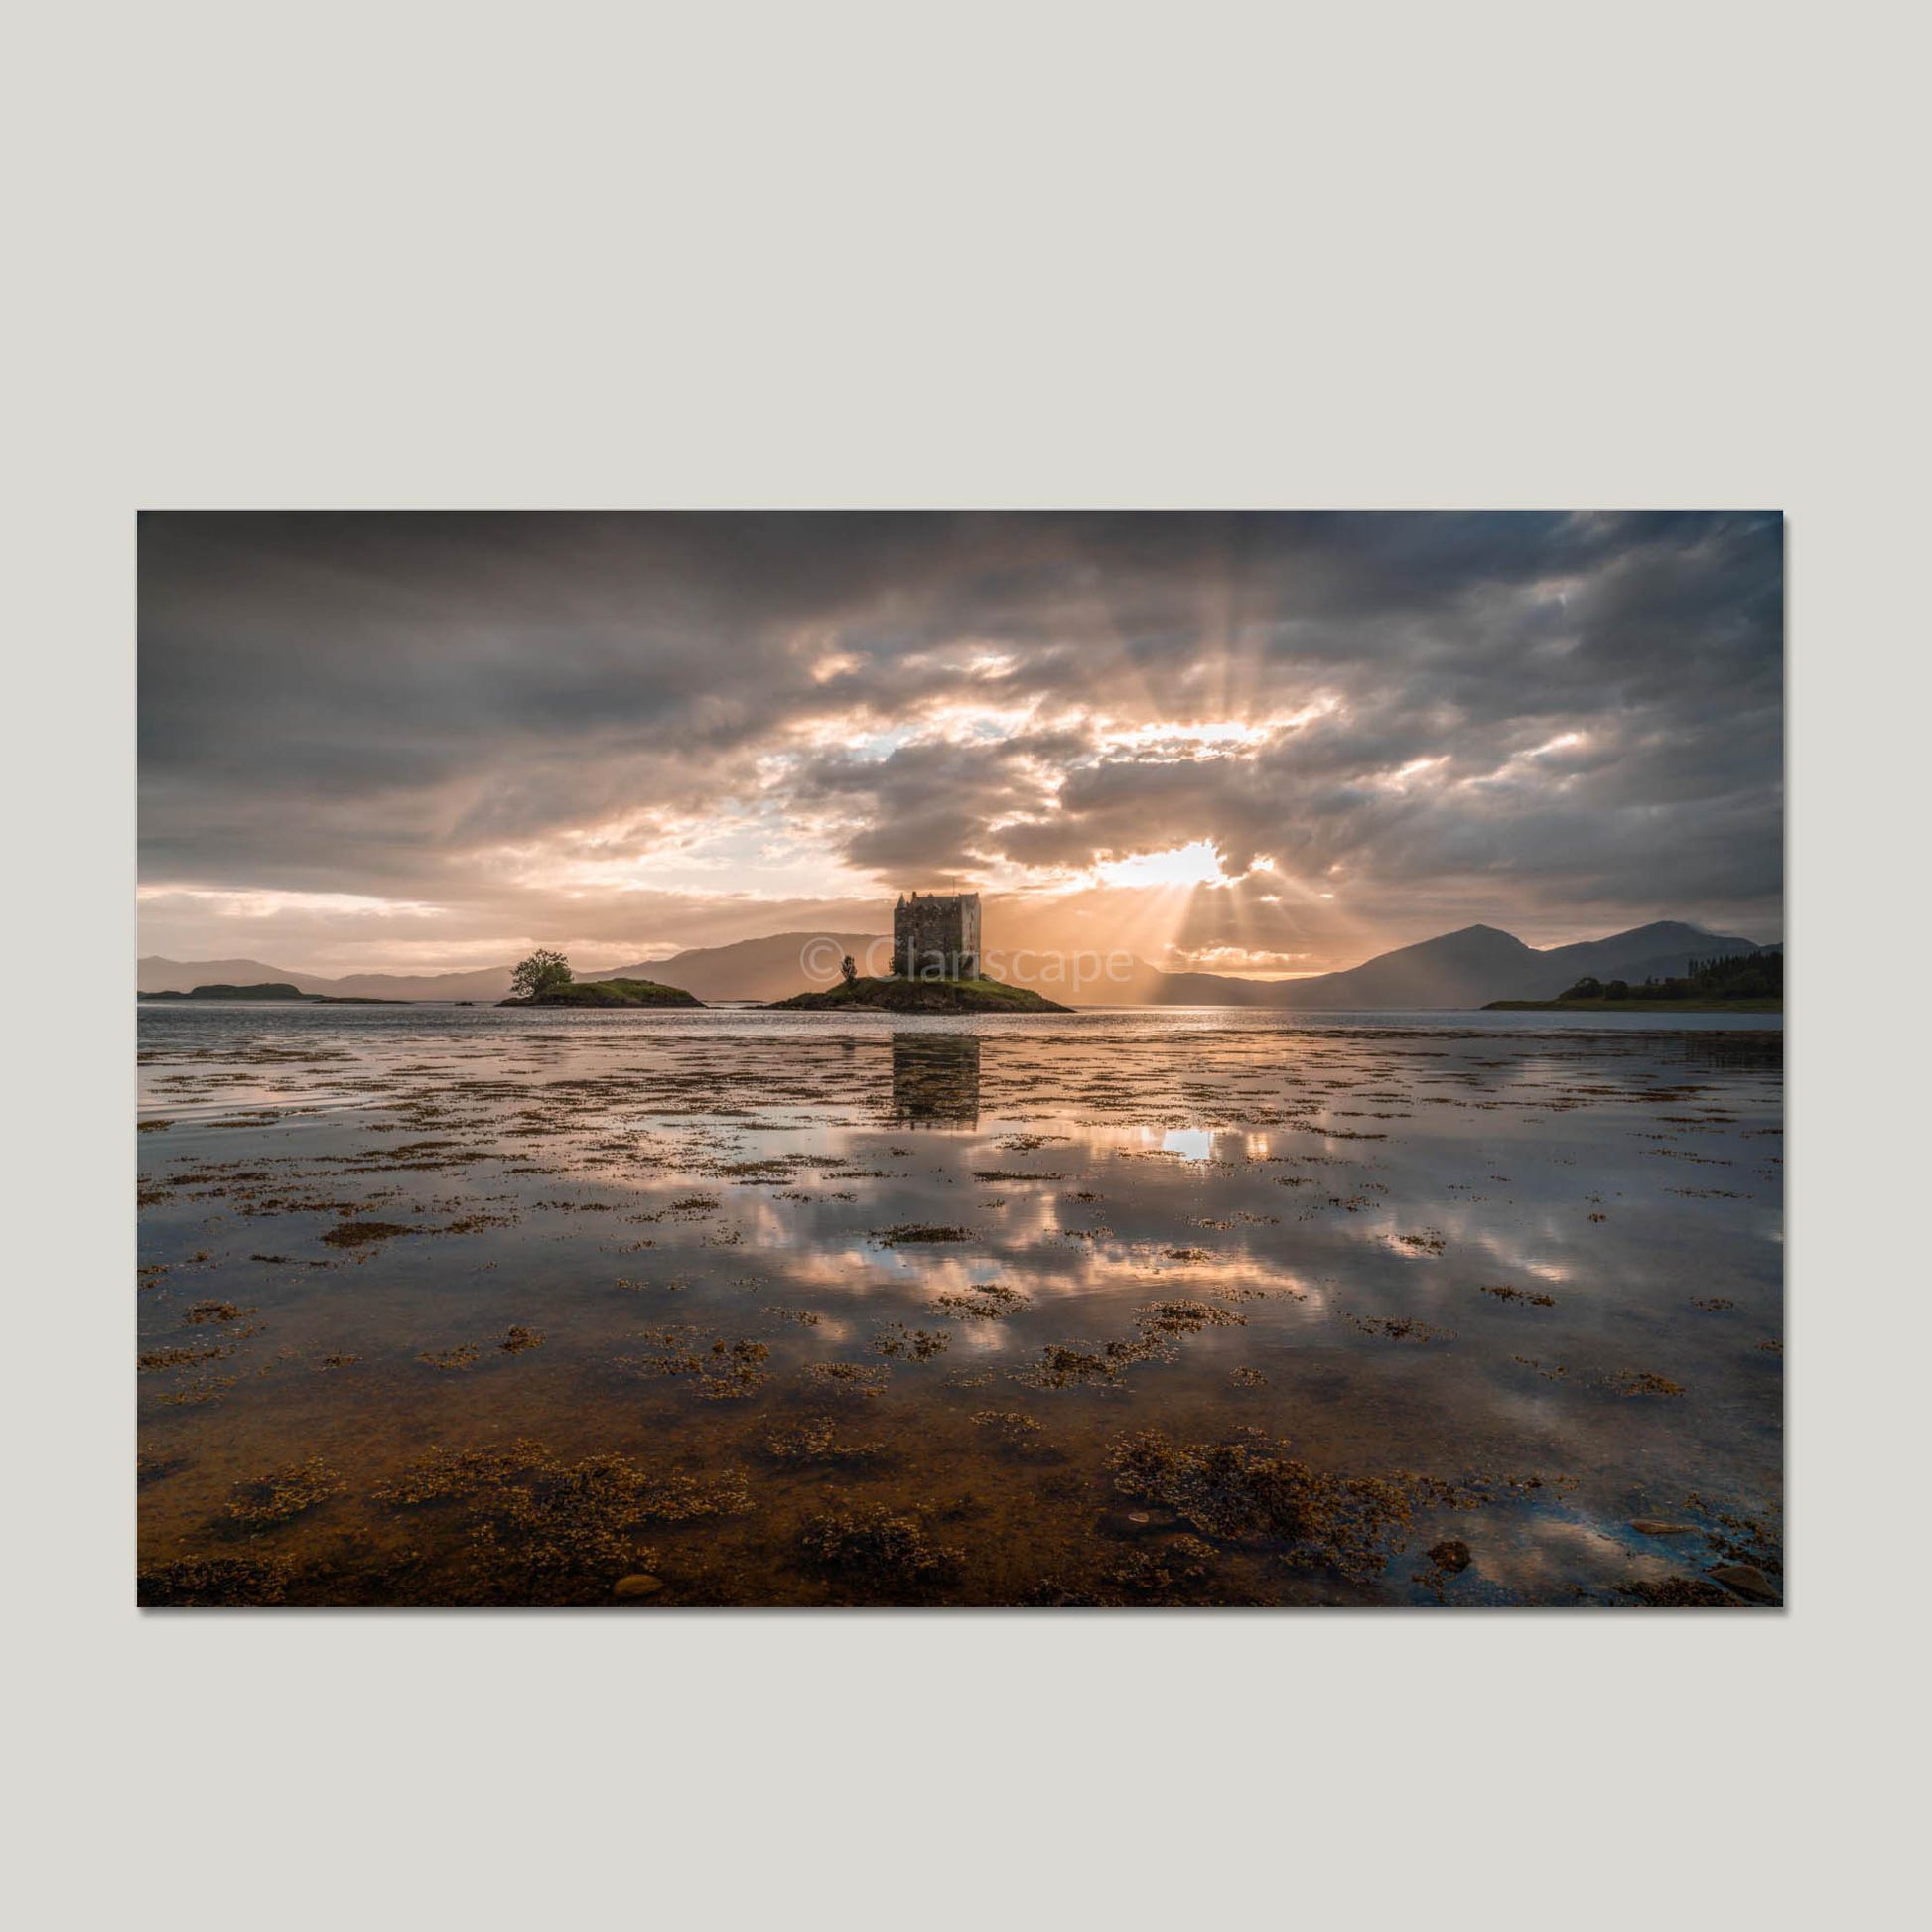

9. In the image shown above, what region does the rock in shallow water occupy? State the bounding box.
[1709,1562,1779,1605]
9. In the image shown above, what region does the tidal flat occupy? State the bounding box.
[136,1005,1783,1608]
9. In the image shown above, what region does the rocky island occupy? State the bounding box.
[140,982,403,1005]
[499,976,703,1009]
[768,973,1070,1014]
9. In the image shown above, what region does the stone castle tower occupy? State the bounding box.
[894,891,982,980]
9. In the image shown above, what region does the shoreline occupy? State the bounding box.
[1484,997,1781,1014]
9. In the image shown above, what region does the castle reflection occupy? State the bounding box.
[890,1033,981,1126]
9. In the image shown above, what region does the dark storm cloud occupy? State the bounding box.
[139,510,1782,966]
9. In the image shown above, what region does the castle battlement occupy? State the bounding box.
[894,891,982,981]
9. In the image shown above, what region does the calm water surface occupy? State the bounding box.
[137,1005,1783,1606]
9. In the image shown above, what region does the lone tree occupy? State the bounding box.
[841,954,858,985]
[510,948,573,1001]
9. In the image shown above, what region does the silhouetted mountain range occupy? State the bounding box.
[139,919,1774,1010]
[1133,920,1770,1009]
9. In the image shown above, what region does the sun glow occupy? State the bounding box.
[1095,841,1228,889]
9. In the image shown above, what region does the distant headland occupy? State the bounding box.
[1485,950,1782,1013]
[140,982,404,1005]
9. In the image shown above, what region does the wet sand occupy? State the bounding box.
[136,1006,1783,1607]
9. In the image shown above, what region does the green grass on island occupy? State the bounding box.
[500,977,703,1009]
[768,974,1072,1013]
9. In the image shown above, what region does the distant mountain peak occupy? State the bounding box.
[1606,918,1720,940]
[1406,923,1534,954]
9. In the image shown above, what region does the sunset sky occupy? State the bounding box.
[138,512,1783,977]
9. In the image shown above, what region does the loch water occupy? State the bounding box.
[137,1004,1783,1606]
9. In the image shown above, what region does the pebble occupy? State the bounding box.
[612,1573,664,1600]
[1098,1506,1177,1539]
[1709,1562,1779,1605]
